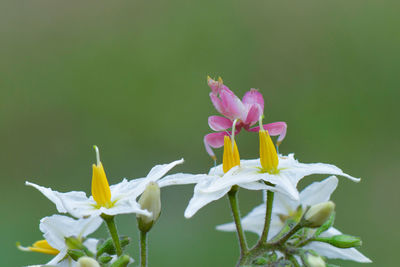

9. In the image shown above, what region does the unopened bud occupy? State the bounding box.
[306,254,326,267]
[77,256,100,267]
[137,182,161,233]
[304,201,335,228]
[317,235,362,248]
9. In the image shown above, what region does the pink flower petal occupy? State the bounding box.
[203,129,241,157]
[244,104,263,127]
[208,116,233,131]
[242,89,264,111]
[204,132,229,157]
[210,93,225,115]
[220,88,246,120]
[249,121,287,143]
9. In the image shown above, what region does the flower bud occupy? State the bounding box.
[77,256,100,267]
[304,201,335,228]
[317,235,362,248]
[306,254,326,267]
[137,182,161,233]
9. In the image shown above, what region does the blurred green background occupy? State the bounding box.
[1,0,398,266]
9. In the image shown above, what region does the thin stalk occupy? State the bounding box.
[101,214,122,256]
[140,231,148,267]
[258,190,274,244]
[228,186,248,255]
[273,222,303,246]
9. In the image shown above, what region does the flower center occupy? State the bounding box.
[92,146,112,208]
[222,135,240,173]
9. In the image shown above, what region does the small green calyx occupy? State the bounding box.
[68,249,86,261]
[65,236,84,250]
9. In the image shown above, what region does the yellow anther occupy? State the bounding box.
[259,129,279,174]
[218,76,223,84]
[92,146,112,208]
[222,135,240,173]
[17,240,59,255]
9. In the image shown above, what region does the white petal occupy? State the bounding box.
[75,217,103,238]
[282,158,360,186]
[184,179,231,218]
[300,176,338,206]
[46,249,69,266]
[238,181,271,191]
[305,241,371,263]
[146,159,184,181]
[40,215,77,250]
[200,166,264,193]
[25,181,67,213]
[267,173,300,201]
[57,192,98,218]
[101,198,151,217]
[157,173,205,188]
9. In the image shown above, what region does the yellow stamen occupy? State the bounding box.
[222,135,240,173]
[92,146,112,207]
[17,240,59,255]
[259,129,279,174]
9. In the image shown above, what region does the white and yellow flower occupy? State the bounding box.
[184,125,359,218]
[18,215,102,267]
[217,176,371,263]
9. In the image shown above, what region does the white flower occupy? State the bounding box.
[25,147,192,219]
[217,176,371,263]
[18,215,102,267]
[183,153,360,218]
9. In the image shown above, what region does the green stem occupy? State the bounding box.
[101,214,123,257]
[140,231,148,267]
[258,190,274,244]
[228,186,248,256]
[273,222,303,246]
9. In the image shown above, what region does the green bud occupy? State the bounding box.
[304,201,335,228]
[98,255,113,264]
[96,239,116,256]
[120,236,131,248]
[110,254,131,267]
[316,234,362,248]
[77,256,100,267]
[315,212,335,237]
[306,254,326,267]
[65,236,85,250]
[137,182,161,233]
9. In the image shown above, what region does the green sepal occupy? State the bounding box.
[96,238,116,257]
[315,212,335,237]
[67,249,85,261]
[96,236,130,257]
[65,236,85,250]
[110,254,130,267]
[98,255,113,264]
[315,234,362,248]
